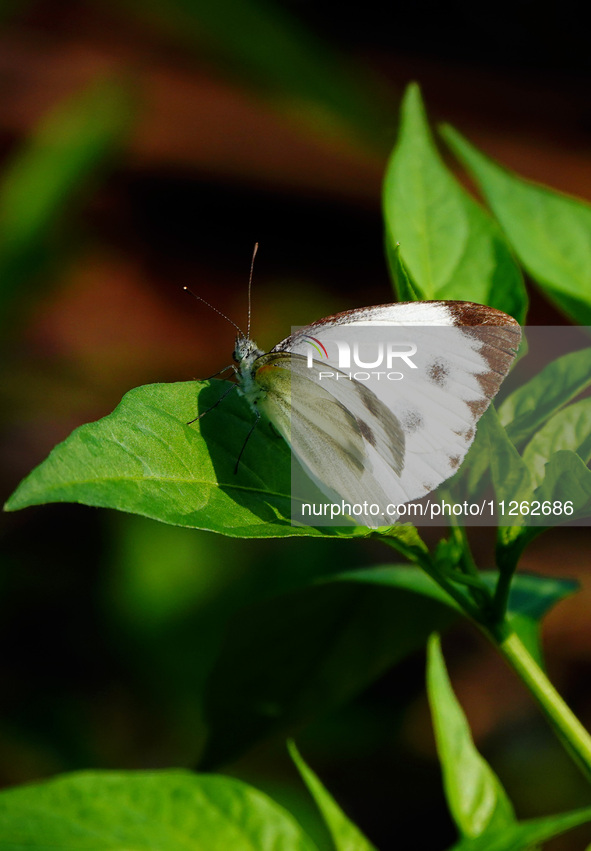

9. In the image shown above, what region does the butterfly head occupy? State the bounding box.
[233,334,264,369]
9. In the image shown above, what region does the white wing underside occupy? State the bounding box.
[262,301,521,526]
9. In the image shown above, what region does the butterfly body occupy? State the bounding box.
[233,335,266,409]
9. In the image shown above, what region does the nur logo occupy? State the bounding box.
[303,336,329,360]
[305,339,418,369]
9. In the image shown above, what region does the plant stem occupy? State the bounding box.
[497,629,591,782]
[379,536,482,621]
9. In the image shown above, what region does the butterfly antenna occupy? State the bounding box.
[246,242,258,339]
[183,287,245,337]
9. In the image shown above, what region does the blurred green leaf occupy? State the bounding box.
[498,347,591,446]
[349,566,576,667]
[0,770,318,850]
[0,79,132,322]
[200,566,459,768]
[448,807,591,851]
[289,741,377,851]
[383,84,526,320]
[427,634,516,839]
[4,381,359,538]
[106,0,387,143]
[441,125,591,324]
[201,566,575,768]
[522,398,591,488]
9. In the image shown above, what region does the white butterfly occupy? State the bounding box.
[193,286,521,528]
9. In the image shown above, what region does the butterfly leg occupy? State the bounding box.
[234,408,261,474]
[199,364,236,381]
[187,382,237,425]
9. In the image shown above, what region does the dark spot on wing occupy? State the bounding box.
[428,359,449,387]
[449,455,461,469]
[357,418,377,447]
[402,409,424,433]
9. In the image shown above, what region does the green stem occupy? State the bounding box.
[448,522,493,611]
[497,630,591,782]
[378,529,591,781]
[379,536,483,622]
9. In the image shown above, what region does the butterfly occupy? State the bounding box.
[188,254,521,528]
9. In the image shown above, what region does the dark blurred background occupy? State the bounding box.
[1,2,591,849]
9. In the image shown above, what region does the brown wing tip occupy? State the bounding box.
[444,301,521,328]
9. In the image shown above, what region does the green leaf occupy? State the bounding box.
[387,242,422,301]
[441,125,591,324]
[373,522,430,562]
[533,450,591,523]
[338,566,577,670]
[4,381,353,539]
[383,84,526,321]
[497,572,578,667]
[522,397,591,488]
[498,347,591,446]
[448,807,591,851]
[0,769,318,850]
[289,741,377,851]
[201,566,575,767]
[476,406,534,559]
[200,566,459,768]
[0,79,132,321]
[453,406,532,522]
[427,634,516,839]
[484,406,533,508]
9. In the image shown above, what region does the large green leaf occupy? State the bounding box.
[0,79,132,322]
[383,84,526,320]
[522,397,591,488]
[289,742,377,851]
[441,125,591,324]
[498,347,591,446]
[200,566,460,768]
[427,635,516,839]
[4,381,356,539]
[0,770,318,850]
[348,566,576,668]
[448,807,591,851]
[200,566,575,768]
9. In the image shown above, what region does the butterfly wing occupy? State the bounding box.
[271,300,520,351]
[254,352,406,524]
[265,301,521,520]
